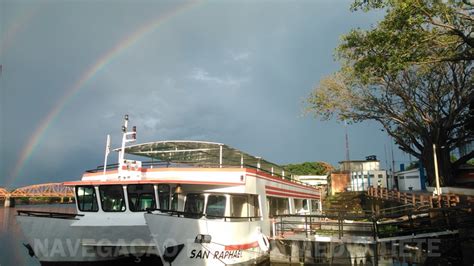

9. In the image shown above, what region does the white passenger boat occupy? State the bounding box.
[17,115,322,265]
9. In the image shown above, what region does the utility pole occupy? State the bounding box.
[390,136,396,190]
[433,144,442,195]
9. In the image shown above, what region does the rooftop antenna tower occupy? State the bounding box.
[344,121,352,191]
[345,121,350,163]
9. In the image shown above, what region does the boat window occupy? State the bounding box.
[158,184,170,210]
[76,186,98,212]
[206,195,226,217]
[311,200,319,213]
[248,194,260,217]
[171,193,179,211]
[294,199,309,214]
[184,193,205,218]
[230,195,249,217]
[267,196,289,217]
[127,184,156,212]
[99,185,126,212]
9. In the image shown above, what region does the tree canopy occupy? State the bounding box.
[283,162,333,176]
[306,0,474,186]
[347,0,473,76]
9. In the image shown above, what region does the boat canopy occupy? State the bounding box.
[116,140,289,177]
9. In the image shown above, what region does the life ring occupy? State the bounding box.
[257,233,270,252]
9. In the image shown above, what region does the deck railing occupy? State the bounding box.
[17,210,83,219]
[146,208,262,222]
[86,161,322,189]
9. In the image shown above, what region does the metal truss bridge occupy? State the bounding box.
[0,183,74,207]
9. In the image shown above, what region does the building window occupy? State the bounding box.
[76,186,98,212]
[127,184,155,212]
[158,184,170,210]
[206,195,226,217]
[99,185,126,212]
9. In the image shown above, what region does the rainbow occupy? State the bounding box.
[8,0,201,186]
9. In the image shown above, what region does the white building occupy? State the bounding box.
[339,156,392,191]
[395,168,424,191]
[295,175,328,186]
[350,170,390,191]
[339,159,380,172]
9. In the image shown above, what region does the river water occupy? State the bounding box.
[0,204,76,266]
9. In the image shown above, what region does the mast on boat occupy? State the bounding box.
[118,114,137,168]
[102,114,138,179]
[103,134,111,176]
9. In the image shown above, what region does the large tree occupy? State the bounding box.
[307,0,474,186]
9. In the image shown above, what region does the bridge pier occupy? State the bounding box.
[4,197,15,208]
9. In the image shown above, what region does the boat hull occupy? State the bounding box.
[145,213,269,266]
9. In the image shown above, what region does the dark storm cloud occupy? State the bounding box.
[0,0,406,188]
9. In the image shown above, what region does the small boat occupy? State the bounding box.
[17,115,322,265]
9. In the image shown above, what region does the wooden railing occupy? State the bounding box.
[367,186,462,208]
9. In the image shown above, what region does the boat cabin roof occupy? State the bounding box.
[116,140,288,178]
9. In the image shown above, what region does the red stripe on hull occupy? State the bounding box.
[225,241,259,251]
[245,170,320,192]
[266,190,320,199]
[265,185,319,198]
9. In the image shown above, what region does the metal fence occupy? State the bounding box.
[272,207,474,241]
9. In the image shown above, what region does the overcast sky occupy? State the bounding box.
[0,0,411,188]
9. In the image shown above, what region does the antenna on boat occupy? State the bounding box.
[119,114,137,168]
[103,134,111,176]
[118,114,129,165]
